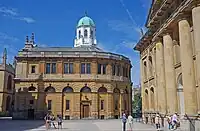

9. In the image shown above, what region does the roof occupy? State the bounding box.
[77,16,95,27]
[29,45,103,52]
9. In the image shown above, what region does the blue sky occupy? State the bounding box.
[0,0,151,85]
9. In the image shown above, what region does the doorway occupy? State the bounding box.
[28,109,34,120]
[83,105,89,118]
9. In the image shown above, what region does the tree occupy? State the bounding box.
[132,93,142,113]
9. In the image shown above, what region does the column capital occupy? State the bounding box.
[177,12,192,23]
[191,0,200,9]
[162,28,173,37]
[152,36,162,43]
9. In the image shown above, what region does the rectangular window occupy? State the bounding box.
[47,100,52,110]
[69,63,73,74]
[31,65,36,73]
[66,100,70,110]
[51,63,56,73]
[102,64,106,74]
[29,100,34,105]
[117,65,121,76]
[112,65,115,75]
[86,63,91,74]
[81,63,85,74]
[46,63,51,74]
[97,64,101,74]
[123,67,126,77]
[64,63,69,74]
[115,100,118,110]
[101,100,104,110]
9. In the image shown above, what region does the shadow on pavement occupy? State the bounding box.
[0,119,45,131]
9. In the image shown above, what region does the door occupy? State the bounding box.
[28,109,34,120]
[83,105,89,118]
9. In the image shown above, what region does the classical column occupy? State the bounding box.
[163,32,177,114]
[140,58,145,112]
[119,93,122,117]
[178,18,197,116]
[192,5,200,113]
[155,39,167,115]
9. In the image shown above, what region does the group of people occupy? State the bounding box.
[44,113,63,130]
[121,113,134,131]
[155,112,180,130]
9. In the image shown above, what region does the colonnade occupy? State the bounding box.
[141,5,200,117]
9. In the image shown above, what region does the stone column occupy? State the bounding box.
[178,18,197,116]
[163,33,178,114]
[155,39,167,114]
[192,5,200,113]
[140,58,145,112]
[119,93,122,117]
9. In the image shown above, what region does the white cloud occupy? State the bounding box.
[0,6,35,23]
[0,32,19,42]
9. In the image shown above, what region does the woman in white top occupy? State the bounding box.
[127,114,134,131]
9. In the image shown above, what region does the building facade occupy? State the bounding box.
[0,49,15,115]
[13,15,132,120]
[134,0,200,123]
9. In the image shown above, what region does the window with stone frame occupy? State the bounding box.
[66,100,70,110]
[112,64,116,75]
[47,100,52,110]
[115,100,118,110]
[97,64,107,75]
[64,63,73,74]
[45,63,57,74]
[81,63,91,74]
[101,100,104,110]
[117,65,121,76]
[31,65,36,73]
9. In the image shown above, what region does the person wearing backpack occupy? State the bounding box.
[122,113,127,131]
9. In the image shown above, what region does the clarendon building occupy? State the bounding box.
[134,0,200,124]
[0,49,15,115]
[13,15,132,120]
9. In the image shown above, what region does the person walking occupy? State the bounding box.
[122,113,127,131]
[155,114,161,131]
[127,114,134,131]
[57,114,63,129]
[44,113,51,130]
[172,112,178,130]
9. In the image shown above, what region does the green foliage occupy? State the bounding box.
[0,111,10,117]
[132,93,142,111]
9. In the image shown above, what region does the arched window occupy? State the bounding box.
[28,85,36,91]
[7,75,12,90]
[63,86,74,93]
[143,61,147,80]
[98,87,107,93]
[149,56,153,76]
[6,96,11,111]
[150,87,155,109]
[145,89,149,110]
[45,86,56,93]
[177,73,185,116]
[84,29,88,38]
[78,30,81,38]
[113,88,120,93]
[80,86,91,93]
[90,30,93,38]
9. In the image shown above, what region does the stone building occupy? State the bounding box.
[134,0,200,124]
[0,48,15,115]
[13,15,132,120]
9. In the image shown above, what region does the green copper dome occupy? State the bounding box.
[77,16,95,27]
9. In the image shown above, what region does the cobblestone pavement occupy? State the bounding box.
[1,119,156,131]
